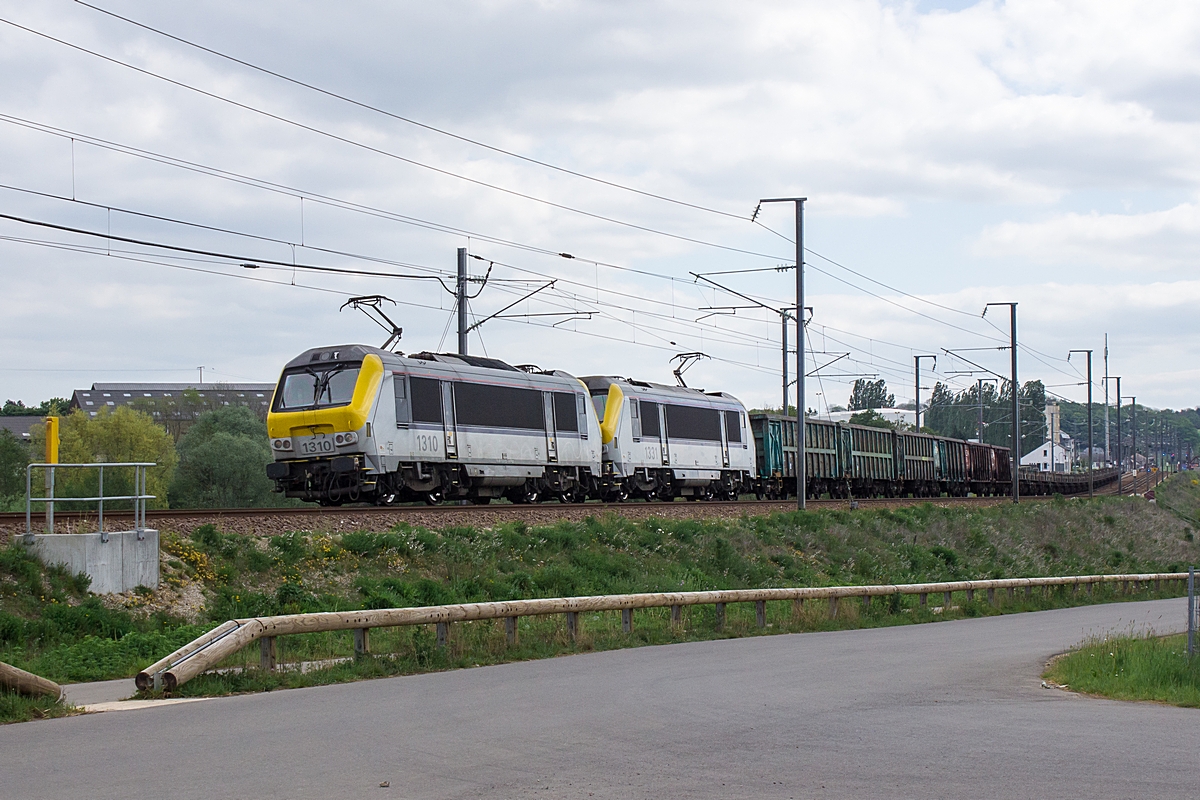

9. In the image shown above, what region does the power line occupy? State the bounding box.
[0,212,460,288]
[73,0,750,223]
[0,15,787,260]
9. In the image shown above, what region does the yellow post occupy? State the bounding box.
[44,416,58,533]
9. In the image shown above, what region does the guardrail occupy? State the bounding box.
[137,571,1187,692]
[0,660,63,700]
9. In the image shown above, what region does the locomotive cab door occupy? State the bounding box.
[660,404,672,466]
[543,392,558,463]
[719,410,730,468]
[441,381,458,459]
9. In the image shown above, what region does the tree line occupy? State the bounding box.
[0,405,293,511]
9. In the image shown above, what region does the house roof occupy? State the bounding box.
[0,416,43,440]
[69,382,276,418]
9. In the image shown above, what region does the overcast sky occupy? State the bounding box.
[1,0,1196,413]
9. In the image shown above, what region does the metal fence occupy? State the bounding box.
[25,462,155,541]
[137,571,1188,692]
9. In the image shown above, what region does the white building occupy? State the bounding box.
[1021,440,1071,472]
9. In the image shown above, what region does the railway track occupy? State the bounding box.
[0,494,1055,540]
[5,478,1165,540]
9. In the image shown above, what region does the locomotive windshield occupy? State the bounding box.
[274,364,362,411]
[591,394,608,422]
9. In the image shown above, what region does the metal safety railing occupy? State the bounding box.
[1189,567,1198,657]
[25,462,156,542]
[137,571,1189,692]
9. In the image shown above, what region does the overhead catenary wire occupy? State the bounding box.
[73,0,750,224]
[0,15,786,260]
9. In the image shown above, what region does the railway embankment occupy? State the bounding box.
[2,480,1197,712]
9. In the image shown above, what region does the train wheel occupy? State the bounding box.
[423,490,444,506]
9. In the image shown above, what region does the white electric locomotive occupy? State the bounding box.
[266,345,601,505]
[581,376,756,501]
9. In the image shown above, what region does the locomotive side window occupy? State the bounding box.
[393,375,411,425]
[553,392,578,432]
[640,401,660,438]
[725,410,741,443]
[576,394,588,439]
[410,377,443,423]
[665,404,721,441]
[454,382,544,429]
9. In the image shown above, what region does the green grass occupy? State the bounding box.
[1044,633,1200,707]
[1157,472,1200,533]
[2,493,1197,705]
[0,690,76,725]
[167,579,1183,698]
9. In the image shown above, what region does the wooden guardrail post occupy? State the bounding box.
[862,594,871,611]
[621,609,633,633]
[919,593,927,607]
[1025,585,1033,599]
[260,636,277,672]
[353,628,370,656]
[965,589,974,603]
[755,600,766,628]
[670,604,682,628]
[566,611,579,641]
[828,597,838,619]
[792,598,804,616]
[943,591,952,608]
[714,603,725,632]
[505,616,518,645]
[436,622,449,649]
[986,588,995,606]
[1007,587,1015,601]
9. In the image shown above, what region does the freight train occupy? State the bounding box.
[749,412,1119,500]
[264,344,1113,505]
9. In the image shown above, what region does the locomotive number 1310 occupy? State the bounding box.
[415,433,441,453]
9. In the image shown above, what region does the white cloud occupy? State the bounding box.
[0,0,1198,411]
[976,202,1200,270]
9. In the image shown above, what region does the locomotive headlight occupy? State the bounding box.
[272,439,285,450]
[335,431,359,446]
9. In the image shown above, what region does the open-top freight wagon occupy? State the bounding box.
[749,412,1116,500]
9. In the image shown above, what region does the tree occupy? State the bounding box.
[0,429,27,507]
[848,379,894,411]
[29,407,177,510]
[848,409,894,429]
[170,406,286,508]
[2,398,68,416]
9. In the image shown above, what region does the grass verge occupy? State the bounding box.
[165,581,1182,698]
[0,689,76,724]
[1044,632,1200,707]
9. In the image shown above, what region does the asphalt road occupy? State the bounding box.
[4,598,1197,799]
